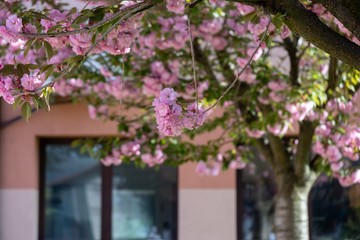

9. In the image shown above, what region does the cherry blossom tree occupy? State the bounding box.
[1,0,360,239]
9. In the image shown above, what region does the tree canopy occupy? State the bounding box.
[1,1,360,239]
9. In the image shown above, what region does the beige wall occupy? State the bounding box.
[0,101,237,240]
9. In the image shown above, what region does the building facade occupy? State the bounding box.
[0,101,237,240]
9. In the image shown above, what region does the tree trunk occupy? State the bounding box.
[273,175,317,240]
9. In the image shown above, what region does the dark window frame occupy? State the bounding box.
[38,138,179,240]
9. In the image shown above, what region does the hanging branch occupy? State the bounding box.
[18,1,148,38]
[187,10,199,122]
[204,15,271,114]
[12,1,154,97]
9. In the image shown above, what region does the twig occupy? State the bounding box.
[204,16,271,114]
[187,10,199,122]
[120,54,125,118]
[14,1,154,96]
[18,1,146,38]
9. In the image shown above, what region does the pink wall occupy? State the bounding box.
[0,101,235,189]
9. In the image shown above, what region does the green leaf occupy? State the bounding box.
[26,64,38,70]
[272,13,285,30]
[242,12,257,22]
[117,122,129,132]
[24,38,36,57]
[0,65,16,76]
[16,64,30,77]
[39,64,54,72]
[21,102,32,121]
[43,41,54,60]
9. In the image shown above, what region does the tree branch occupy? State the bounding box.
[274,0,360,70]
[294,121,315,185]
[254,139,275,167]
[325,56,338,96]
[313,0,360,41]
[19,1,150,38]
[193,39,218,83]
[234,0,360,70]
[283,37,299,86]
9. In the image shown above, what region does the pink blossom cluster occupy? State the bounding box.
[101,148,123,166]
[193,19,228,51]
[196,160,222,176]
[88,105,109,119]
[141,147,167,167]
[245,128,265,138]
[54,74,140,103]
[152,88,207,136]
[54,78,88,97]
[166,0,185,14]
[196,153,246,176]
[229,156,247,169]
[143,61,179,97]
[101,141,141,166]
[0,5,142,56]
[285,101,316,122]
[69,14,141,55]
[133,16,189,54]
[157,16,189,50]
[310,3,360,46]
[183,80,209,99]
[0,14,23,43]
[266,80,289,103]
[311,98,360,186]
[0,70,45,104]
[267,122,289,136]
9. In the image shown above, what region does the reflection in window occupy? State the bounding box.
[41,140,178,240]
[112,165,177,240]
[310,176,360,240]
[44,143,101,240]
[239,171,360,240]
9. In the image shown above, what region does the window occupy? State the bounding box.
[236,170,360,240]
[39,139,178,240]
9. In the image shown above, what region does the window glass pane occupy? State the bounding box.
[112,165,177,240]
[44,143,101,240]
[310,176,360,240]
[239,171,360,240]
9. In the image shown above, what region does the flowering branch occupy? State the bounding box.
[204,15,271,114]
[18,1,150,38]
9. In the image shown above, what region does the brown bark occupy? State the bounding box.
[274,170,317,240]
[232,0,360,70]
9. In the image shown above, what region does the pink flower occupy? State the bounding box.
[236,3,255,15]
[325,145,342,163]
[229,157,246,169]
[159,88,178,105]
[267,123,288,136]
[88,105,97,119]
[49,10,67,22]
[141,148,167,167]
[311,4,326,15]
[196,161,221,176]
[338,176,353,187]
[0,26,18,43]
[330,161,343,172]
[20,73,44,91]
[315,124,331,137]
[280,26,291,39]
[121,141,141,156]
[313,141,326,157]
[183,102,207,130]
[6,15,22,33]
[166,0,185,14]
[245,128,265,138]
